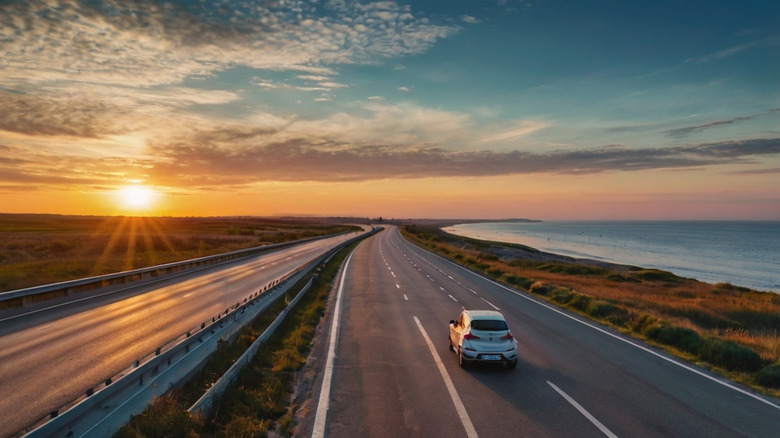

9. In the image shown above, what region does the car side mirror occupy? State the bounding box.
[449,320,456,325]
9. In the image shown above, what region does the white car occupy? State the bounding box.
[448,309,518,368]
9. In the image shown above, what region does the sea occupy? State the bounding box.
[443,221,780,293]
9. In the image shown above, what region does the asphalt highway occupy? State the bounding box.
[0,233,352,437]
[306,226,779,437]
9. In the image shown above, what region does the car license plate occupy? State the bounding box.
[481,354,501,360]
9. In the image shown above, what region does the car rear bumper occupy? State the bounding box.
[462,351,517,363]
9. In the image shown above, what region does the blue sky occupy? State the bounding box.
[0,0,778,219]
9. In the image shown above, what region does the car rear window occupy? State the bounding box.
[471,319,508,331]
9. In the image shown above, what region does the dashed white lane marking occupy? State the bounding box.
[448,294,458,303]
[396,284,400,289]
[439,287,446,291]
[399,229,780,412]
[414,317,478,438]
[404,294,409,301]
[480,297,500,311]
[548,381,618,438]
[391,272,396,278]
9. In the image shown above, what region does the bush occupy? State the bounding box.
[539,264,606,276]
[634,269,680,283]
[222,415,270,438]
[488,268,504,278]
[645,325,702,354]
[630,313,657,334]
[528,282,551,296]
[506,275,534,290]
[755,364,780,388]
[551,287,574,304]
[569,293,592,312]
[698,338,763,372]
[587,300,617,318]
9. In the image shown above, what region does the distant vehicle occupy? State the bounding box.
[448,309,518,369]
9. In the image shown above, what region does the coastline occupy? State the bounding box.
[442,221,780,293]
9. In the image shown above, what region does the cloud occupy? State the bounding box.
[730,168,780,175]
[398,86,412,92]
[134,118,780,185]
[666,115,756,138]
[0,90,129,138]
[683,35,780,65]
[0,0,458,89]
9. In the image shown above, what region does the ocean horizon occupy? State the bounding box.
[443,221,780,293]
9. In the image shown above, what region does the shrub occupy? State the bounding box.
[222,415,270,438]
[630,313,657,334]
[569,293,592,312]
[474,262,491,271]
[508,275,535,290]
[755,364,780,388]
[487,268,504,278]
[551,287,574,304]
[115,395,201,438]
[633,269,680,283]
[698,338,763,372]
[528,281,551,296]
[539,264,606,276]
[588,300,619,319]
[645,325,702,354]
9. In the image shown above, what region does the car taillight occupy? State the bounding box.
[500,333,514,341]
[464,332,480,340]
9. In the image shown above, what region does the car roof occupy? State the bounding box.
[463,309,505,320]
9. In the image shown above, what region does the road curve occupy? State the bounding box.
[0,233,353,437]
[305,226,779,437]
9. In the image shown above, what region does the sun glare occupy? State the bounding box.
[117,185,157,211]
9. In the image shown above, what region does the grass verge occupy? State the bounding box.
[402,224,780,397]
[115,241,357,437]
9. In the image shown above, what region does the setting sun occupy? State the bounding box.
[117,185,158,211]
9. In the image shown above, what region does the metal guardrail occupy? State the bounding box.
[20,227,381,438]
[0,236,324,309]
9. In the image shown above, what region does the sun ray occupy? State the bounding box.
[92,216,130,276]
[124,217,138,271]
[145,217,179,256]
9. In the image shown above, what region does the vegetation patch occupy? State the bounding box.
[645,325,702,354]
[116,242,356,437]
[755,364,780,388]
[632,269,681,283]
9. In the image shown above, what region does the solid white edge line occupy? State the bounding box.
[401,229,780,411]
[548,381,618,438]
[312,250,354,438]
[413,316,479,438]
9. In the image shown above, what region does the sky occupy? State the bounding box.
[1,0,778,220]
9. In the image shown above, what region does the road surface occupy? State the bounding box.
[306,226,779,437]
[0,233,352,437]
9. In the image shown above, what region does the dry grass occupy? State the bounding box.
[0,214,359,292]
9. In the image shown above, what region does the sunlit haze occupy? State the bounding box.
[117,185,158,212]
[1,1,778,220]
